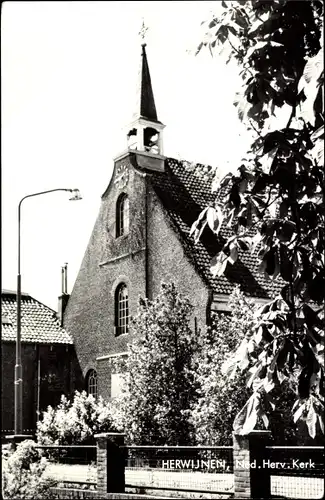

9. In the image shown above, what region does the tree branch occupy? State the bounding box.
[286,105,297,129]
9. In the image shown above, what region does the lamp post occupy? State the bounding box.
[15,188,82,437]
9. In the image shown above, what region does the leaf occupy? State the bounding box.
[233,92,250,122]
[261,412,269,429]
[206,206,224,234]
[211,252,229,277]
[251,174,268,194]
[241,396,259,434]
[303,304,323,330]
[222,356,239,379]
[246,363,262,388]
[309,273,325,303]
[233,394,257,434]
[237,237,250,251]
[306,403,317,439]
[279,199,289,219]
[192,220,208,243]
[277,340,290,371]
[259,147,278,174]
[293,402,306,423]
[244,41,269,61]
[264,248,279,277]
[279,244,292,282]
[278,221,296,242]
[254,326,263,345]
[276,369,286,384]
[228,243,238,265]
[302,49,323,85]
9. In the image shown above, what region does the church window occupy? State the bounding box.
[115,284,129,335]
[116,194,129,237]
[86,369,98,399]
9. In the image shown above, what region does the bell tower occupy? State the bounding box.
[126,21,165,156]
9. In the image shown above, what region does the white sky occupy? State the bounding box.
[2,0,251,310]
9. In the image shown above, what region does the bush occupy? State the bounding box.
[37,390,114,445]
[2,440,57,499]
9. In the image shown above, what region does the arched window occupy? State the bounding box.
[115,284,129,336]
[116,194,129,238]
[86,369,98,399]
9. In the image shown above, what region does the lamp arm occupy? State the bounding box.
[18,189,73,275]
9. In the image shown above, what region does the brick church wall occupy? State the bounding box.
[63,155,147,389]
[147,186,210,333]
[63,153,211,401]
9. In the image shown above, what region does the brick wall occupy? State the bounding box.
[1,342,80,434]
[147,185,210,333]
[1,343,38,433]
[97,358,112,402]
[233,431,271,499]
[64,156,147,385]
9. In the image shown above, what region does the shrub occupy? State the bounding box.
[2,440,57,499]
[37,390,114,445]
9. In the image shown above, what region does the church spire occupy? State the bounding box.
[135,42,158,122]
[126,20,165,156]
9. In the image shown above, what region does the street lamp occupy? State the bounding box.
[15,188,82,438]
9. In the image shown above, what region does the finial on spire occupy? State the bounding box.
[139,18,149,47]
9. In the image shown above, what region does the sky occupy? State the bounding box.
[2,0,252,310]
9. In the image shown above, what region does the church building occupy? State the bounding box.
[63,38,276,401]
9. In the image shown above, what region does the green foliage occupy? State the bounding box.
[2,440,56,499]
[190,288,253,444]
[110,283,199,445]
[36,390,114,445]
[194,0,324,438]
[191,288,297,444]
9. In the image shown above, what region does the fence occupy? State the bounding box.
[1,429,35,445]
[124,445,234,496]
[36,444,97,489]
[95,432,324,500]
[267,445,324,499]
[6,432,324,499]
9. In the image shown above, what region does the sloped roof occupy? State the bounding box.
[1,290,73,344]
[149,157,282,299]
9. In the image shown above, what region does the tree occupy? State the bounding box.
[193,0,324,438]
[191,287,297,445]
[190,288,253,445]
[110,283,199,445]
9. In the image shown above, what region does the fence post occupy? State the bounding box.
[233,429,271,499]
[94,432,125,495]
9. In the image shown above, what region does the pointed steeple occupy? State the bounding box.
[125,21,165,156]
[134,43,158,122]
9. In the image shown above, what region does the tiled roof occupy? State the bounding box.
[1,291,73,344]
[149,158,282,299]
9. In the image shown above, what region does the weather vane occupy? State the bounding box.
[139,18,149,46]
